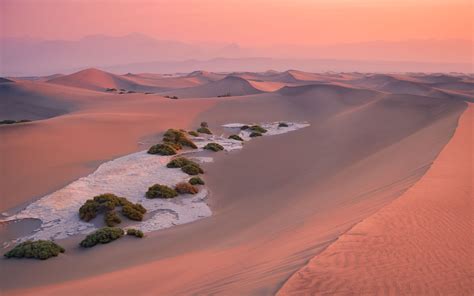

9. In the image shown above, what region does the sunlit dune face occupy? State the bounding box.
[1,0,472,46]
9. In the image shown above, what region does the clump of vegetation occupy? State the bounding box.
[126,229,144,238]
[188,131,199,137]
[166,157,204,175]
[200,122,208,128]
[105,211,122,227]
[146,184,178,199]
[278,122,289,127]
[0,119,32,125]
[240,125,249,130]
[105,88,117,92]
[197,127,212,134]
[147,143,177,155]
[165,95,179,99]
[79,193,147,225]
[80,227,124,248]
[217,92,231,97]
[127,90,136,94]
[203,142,224,152]
[122,203,146,221]
[163,129,197,149]
[175,182,198,194]
[228,134,244,141]
[189,177,205,185]
[249,132,262,137]
[249,125,267,133]
[182,163,204,175]
[4,240,65,260]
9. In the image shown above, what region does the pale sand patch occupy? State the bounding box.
[278,104,473,295]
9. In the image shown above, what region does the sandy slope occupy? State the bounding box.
[0,79,466,295]
[278,104,473,295]
[160,75,263,98]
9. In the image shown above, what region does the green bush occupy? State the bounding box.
[163,129,197,149]
[147,143,177,155]
[203,142,224,152]
[105,211,122,227]
[188,131,199,137]
[126,229,144,238]
[175,182,198,194]
[4,240,65,260]
[80,227,124,248]
[79,194,146,226]
[166,157,199,168]
[146,184,178,199]
[181,163,204,175]
[249,132,262,137]
[278,122,289,127]
[249,125,267,133]
[189,177,205,185]
[228,134,244,141]
[240,125,249,130]
[197,127,212,134]
[122,204,145,221]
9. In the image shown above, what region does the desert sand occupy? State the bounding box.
[0,69,470,295]
[278,104,473,295]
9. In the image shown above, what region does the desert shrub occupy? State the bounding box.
[166,157,200,169]
[197,127,212,134]
[165,95,178,99]
[127,90,136,94]
[126,229,144,238]
[147,143,177,155]
[79,194,146,225]
[146,184,178,199]
[203,142,224,152]
[79,200,100,221]
[105,211,122,227]
[189,177,205,185]
[80,227,124,248]
[188,131,199,137]
[200,122,208,128]
[4,240,65,260]
[122,204,145,221]
[217,92,231,97]
[163,129,197,149]
[181,163,204,175]
[240,125,249,130]
[249,125,267,133]
[249,132,262,137]
[105,88,117,92]
[0,120,17,125]
[278,122,289,127]
[228,134,244,141]
[175,182,198,194]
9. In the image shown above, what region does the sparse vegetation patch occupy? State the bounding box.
[126,229,144,238]
[146,184,178,199]
[80,227,124,248]
[147,143,177,155]
[4,240,65,260]
[249,125,267,133]
[175,182,198,194]
[228,134,244,141]
[203,142,224,152]
[249,132,262,137]
[189,177,205,185]
[278,122,289,127]
[163,129,197,149]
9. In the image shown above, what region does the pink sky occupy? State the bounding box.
[1,0,472,46]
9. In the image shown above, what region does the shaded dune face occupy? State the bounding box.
[0,76,467,295]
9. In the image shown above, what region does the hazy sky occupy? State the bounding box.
[1,0,472,46]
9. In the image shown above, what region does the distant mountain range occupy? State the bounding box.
[1,34,471,76]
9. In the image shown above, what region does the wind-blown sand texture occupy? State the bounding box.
[278,104,473,295]
[0,69,469,295]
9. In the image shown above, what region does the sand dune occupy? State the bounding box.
[278,104,473,295]
[1,71,467,295]
[160,75,263,98]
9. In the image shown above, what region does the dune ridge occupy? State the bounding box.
[278,104,473,295]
